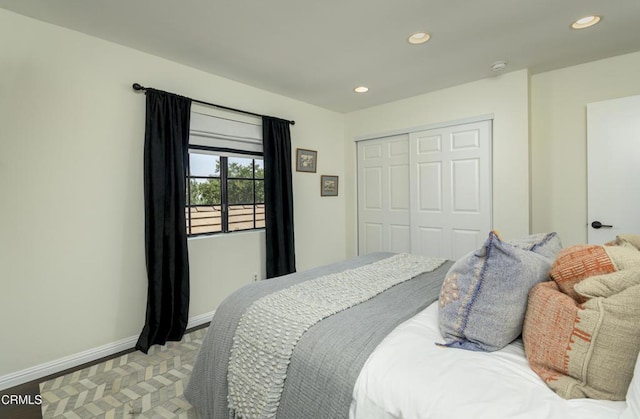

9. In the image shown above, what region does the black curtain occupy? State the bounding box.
[263,117,296,278]
[136,89,192,353]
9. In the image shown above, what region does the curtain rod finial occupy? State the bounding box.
[132,83,145,91]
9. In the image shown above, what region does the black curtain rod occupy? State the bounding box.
[132,83,295,125]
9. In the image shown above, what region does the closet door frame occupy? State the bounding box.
[355,115,493,259]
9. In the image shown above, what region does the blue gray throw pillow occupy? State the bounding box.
[438,231,561,352]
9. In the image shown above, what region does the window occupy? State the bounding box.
[186,149,264,236]
[185,108,265,237]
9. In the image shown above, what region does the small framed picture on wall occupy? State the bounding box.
[320,175,339,196]
[296,148,317,173]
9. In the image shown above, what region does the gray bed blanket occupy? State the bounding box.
[185,252,452,419]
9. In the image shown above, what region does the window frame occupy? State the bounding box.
[186,144,265,237]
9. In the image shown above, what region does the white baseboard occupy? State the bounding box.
[0,310,215,392]
[186,310,216,330]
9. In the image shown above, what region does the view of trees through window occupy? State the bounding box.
[186,151,264,235]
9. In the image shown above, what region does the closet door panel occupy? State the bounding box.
[357,119,491,260]
[410,120,492,260]
[357,135,410,255]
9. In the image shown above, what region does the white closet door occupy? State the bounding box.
[357,135,411,255]
[409,120,492,259]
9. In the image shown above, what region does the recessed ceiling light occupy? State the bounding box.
[408,32,431,45]
[571,15,601,29]
[354,86,369,93]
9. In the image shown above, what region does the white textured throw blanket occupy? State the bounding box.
[227,253,446,418]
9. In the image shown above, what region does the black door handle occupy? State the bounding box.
[591,221,613,229]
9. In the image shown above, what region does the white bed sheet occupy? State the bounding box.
[350,302,626,419]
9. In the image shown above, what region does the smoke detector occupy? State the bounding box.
[491,61,508,72]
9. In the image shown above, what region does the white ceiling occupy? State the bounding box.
[2,0,640,113]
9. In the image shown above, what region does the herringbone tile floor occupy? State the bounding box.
[39,328,206,418]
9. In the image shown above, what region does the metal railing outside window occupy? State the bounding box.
[186,148,264,236]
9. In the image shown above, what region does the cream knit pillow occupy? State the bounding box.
[524,269,640,400]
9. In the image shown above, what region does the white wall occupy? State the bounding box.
[344,70,531,256]
[530,51,640,246]
[0,9,346,380]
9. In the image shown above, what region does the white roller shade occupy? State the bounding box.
[189,110,262,154]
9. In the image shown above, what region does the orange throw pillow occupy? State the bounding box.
[523,270,640,400]
[549,244,640,302]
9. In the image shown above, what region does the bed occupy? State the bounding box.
[185,235,639,419]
